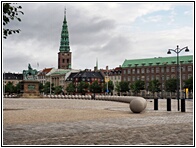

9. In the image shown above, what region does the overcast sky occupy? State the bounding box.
[3,2,194,73]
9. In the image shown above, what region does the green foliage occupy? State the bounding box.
[54,86,63,95]
[77,81,89,95]
[104,80,114,94]
[119,81,130,93]
[3,3,24,39]
[43,82,54,94]
[130,80,145,95]
[39,83,44,93]
[5,81,15,94]
[165,78,177,93]
[89,80,102,93]
[183,76,193,92]
[148,79,161,94]
[66,82,76,94]
[114,81,121,95]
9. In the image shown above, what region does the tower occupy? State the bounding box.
[58,8,72,69]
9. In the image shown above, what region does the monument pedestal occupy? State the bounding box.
[21,80,40,98]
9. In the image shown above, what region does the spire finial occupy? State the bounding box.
[64,7,66,18]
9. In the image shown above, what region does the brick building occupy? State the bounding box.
[121,55,193,97]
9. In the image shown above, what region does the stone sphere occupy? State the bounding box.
[129,98,147,113]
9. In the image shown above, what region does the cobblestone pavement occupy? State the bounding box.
[3,98,194,145]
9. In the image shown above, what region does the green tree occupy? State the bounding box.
[5,81,15,94]
[66,82,76,95]
[183,76,193,92]
[3,3,24,39]
[77,81,89,95]
[119,81,130,94]
[148,79,161,98]
[130,80,145,96]
[39,82,44,93]
[89,80,102,94]
[104,80,114,95]
[115,81,121,96]
[54,86,63,95]
[15,82,21,94]
[43,82,54,94]
[165,78,177,93]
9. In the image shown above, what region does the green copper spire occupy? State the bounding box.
[59,8,70,52]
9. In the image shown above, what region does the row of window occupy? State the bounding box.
[123,65,192,75]
[123,74,192,82]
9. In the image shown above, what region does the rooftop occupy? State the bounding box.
[122,55,193,68]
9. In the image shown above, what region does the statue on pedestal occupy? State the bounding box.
[23,64,38,80]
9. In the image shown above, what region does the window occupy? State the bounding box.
[188,66,192,72]
[123,70,126,75]
[156,75,159,80]
[146,68,150,73]
[141,68,145,74]
[137,69,140,74]
[162,75,164,80]
[156,67,159,73]
[171,74,175,78]
[62,59,65,63]
[151,75,154,80]
[171,67,175,72]
[132,69,135,74]
[146,76,149,81]
[67,59,69,63]
[128,76,130,81]
[166,75,170,80]
[161,67,165,73]
[151,68,154,73]
[132,76,135,81]
[137,76,140,80]
[188,74,192,79]
[123,77,126,81]
[128,69,131,74]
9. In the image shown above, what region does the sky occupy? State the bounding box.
[3,2,194,73]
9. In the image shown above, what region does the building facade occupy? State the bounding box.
[121,55,193,97]
[58,9,72,69]
[3,72,23,86]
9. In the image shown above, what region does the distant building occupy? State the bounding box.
[67,69,105,95]
[3,72,23,86]
[37,68,54,85]
[121,55,193,97]
[100,66,122,95]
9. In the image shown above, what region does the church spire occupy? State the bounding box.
[59,8,70,52]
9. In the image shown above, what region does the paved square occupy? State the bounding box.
[3,98,193,145]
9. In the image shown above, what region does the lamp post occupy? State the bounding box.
[167,45,189,111]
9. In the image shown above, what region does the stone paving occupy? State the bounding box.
[3,98,194,145]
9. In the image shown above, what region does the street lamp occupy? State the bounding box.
[167,45,189,111]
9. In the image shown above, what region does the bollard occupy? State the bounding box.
[154,98,158,110]
[167,98,171,111]
[181,98,186,112]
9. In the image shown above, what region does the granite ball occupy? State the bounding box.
[129,98,147,113]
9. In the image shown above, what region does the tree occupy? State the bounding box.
[183,76,193,92]
[43,82,54,94]
[54,86,63,95]
[5,81,15,94]
[89,80,102,94]
[148,79,161,98]
[119,81,130,94]
[130,80,145,96]
[15,82,21,94]
[3,3,24,39]
[39,82,44,93]
[165,78,177,93]
[104,80,114,95]
[115,81,121,96]
[77,81,89,95]
[66,82,76,95]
